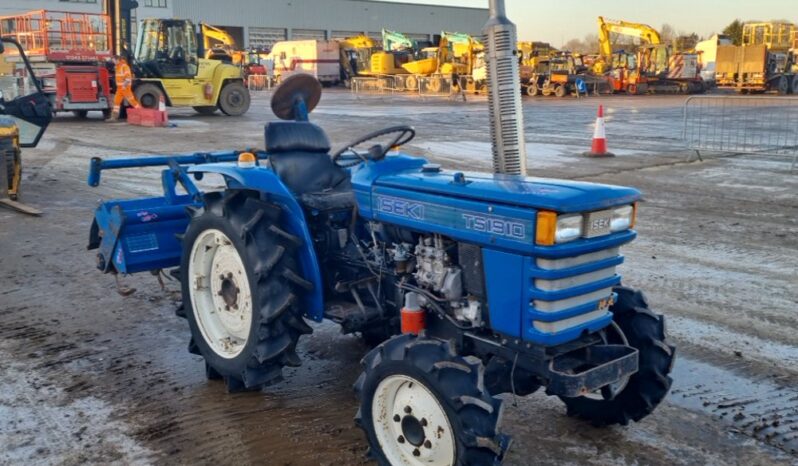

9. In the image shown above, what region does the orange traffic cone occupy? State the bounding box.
[584,105,615,158]
[158,93,169,125]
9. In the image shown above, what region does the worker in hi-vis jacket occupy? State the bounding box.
[107,55,140,122]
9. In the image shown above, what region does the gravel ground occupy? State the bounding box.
[1,89,796,465]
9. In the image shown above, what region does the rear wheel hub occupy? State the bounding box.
[188,229,253,359]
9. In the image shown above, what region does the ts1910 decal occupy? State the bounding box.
[462,213,526,240]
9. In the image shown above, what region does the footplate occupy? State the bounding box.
[545,344,638,398]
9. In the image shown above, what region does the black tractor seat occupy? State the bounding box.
[265,121,355,211]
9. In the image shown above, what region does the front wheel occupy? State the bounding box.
[355,334,510,466]
[218,81,251,116]
[559,287,675,426]
[134,83,164,109]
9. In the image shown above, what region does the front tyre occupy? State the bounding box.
[218,81,251,116]
[134,83,164,109]
[181,190,312,392]
[355,334,510,466]
[559,286,675,426]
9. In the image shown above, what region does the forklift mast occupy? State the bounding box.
[103,0,139,56]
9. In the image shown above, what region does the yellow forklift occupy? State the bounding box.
[0,37,52,215]
[104,1,250,116]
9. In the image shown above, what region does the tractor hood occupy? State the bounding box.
[363,160,640,213]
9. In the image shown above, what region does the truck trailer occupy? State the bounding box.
[716,44,798,94]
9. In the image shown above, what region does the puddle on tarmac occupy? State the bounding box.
[670,355,798,455]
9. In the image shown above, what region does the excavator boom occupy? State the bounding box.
[597,16,661,59]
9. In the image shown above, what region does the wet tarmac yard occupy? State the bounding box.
[1,90,797,465]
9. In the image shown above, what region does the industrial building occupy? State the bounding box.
[0,0,487,48]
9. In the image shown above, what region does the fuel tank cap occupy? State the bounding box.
[421,163,441,173]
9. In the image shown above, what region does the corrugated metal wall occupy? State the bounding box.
[173,0,486,39]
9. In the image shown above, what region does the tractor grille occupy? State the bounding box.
[524,246,624,341]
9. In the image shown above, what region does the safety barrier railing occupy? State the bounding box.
[419,75,454,97]
[351,74,425,94]
[247,74,273,92]
[683,95,798,170]
[0,10,111,62]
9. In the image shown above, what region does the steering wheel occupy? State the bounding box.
[332,125,415,168]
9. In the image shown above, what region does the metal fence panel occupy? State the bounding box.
[683,96,798,170]
[419,75,453,97]
[350,75,421,94]
[351,76,393,94]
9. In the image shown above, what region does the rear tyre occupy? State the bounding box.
[559,286,675,426]
[554,85,568,98]
[355,334,510,466]
[776,76,790,95]
[3,145,19,200]
[134,83,164,109]
[405,75,419,92]
[193,106,218,115]
[791,75,798,95]
[181,190,313,392]
[428,77,443,94]
[218,81,251,116]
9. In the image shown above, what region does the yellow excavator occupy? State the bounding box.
[400,32,486,93]
[339,34,380,86]
[596,16,704,94]
[339,31,417,89]
[201,23,246,64]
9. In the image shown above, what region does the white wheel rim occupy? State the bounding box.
[188,229,253,359]
[372,374,456,466]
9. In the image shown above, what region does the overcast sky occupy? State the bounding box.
[380,0,796,46]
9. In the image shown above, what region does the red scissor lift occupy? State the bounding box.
[0,10,113,117]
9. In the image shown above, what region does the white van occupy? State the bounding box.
[269,40,341,85]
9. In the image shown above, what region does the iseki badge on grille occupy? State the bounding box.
[585,209,613,238]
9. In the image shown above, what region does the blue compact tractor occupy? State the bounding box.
[87,2,674,464]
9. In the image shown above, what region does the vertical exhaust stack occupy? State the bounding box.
[483,0,527,175]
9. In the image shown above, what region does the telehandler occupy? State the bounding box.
[86,1,674,464]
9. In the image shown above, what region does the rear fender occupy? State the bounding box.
[189,164,324,322]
